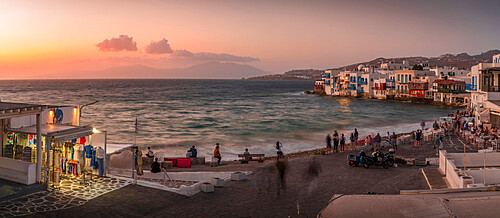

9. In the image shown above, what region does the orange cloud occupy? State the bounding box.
[144,38,173,54]
[96,35,137,52]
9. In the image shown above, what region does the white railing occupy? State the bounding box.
[162,168,175,187]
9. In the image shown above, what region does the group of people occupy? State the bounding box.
[326,129,399,152]
[325,129,359,153]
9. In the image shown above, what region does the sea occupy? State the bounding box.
[0,79,456,160]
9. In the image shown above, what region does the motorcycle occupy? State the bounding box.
[362,151,390,169]
[385,148,395,167]
[347,151,367,167]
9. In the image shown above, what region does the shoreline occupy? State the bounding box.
[305,90,467,107]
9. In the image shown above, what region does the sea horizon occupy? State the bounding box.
[0,79,457,160]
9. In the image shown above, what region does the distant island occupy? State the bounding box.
[247,69,323,80]
[248,49,500,80]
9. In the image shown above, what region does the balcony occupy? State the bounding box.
[434,89,466,94]
[386,78,395,82]
[465,84,477,91]
[348,85,356,90]
[356,88,364,93]
[358,79,367,85]
[373,85,386,90]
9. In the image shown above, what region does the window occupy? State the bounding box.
[409,74,412,81]
[398,74,400,81]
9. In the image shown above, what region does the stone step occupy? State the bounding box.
[415,157,427,166]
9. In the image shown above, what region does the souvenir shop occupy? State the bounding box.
[4,124,107,187]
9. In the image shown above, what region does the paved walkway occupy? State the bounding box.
[0,177,130,217]
[422,168,448,189]
[318,191,500,218]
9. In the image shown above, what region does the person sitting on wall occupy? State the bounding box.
[151,158,161,173]
[146,147,154,158]
[188,146,197,158]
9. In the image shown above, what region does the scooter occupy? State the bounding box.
[362,151,390,169]
[347,151,366,167]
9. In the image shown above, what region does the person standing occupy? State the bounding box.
[415,130,422,148]
[325,134,332,154]
[306,156,322,195]
[366,135,373,147]
[350,133,356,151]
[374,133,382,149]
[214,143,222,166]
[354,128,359,147]
[434,135,442,155]
[333,131,339,152]
[340,134,346,152]
[275,156,287,193]
[276,141,284,158]
[433,121,440,130]
[391,132,398,150]
[421,120,426,130]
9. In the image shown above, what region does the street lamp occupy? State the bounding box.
[79,101,99,125]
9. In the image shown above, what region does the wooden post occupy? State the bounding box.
[463,142,466,172]
[36,113,42,182]
[484,150,486,185]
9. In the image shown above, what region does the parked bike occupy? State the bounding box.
[362,150,390,169]
[347,151,366,167]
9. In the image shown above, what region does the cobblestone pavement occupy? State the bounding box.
[0,177,130,217]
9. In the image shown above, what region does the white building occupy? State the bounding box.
[380,60,410,70]
[395,70,435,97]
[322,70,340,96]
[430,66,470,78]
[470,54,500,126]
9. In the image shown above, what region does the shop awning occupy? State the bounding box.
[0,102,49,119]
[480,109,491,123]
[9,124,93,142]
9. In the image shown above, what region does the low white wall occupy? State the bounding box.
[140,171,247,182]
[449,152,500,168]
[438,150,447,174]
[466,169,500,186]
[0,157,36,185]
[439,150,474,189]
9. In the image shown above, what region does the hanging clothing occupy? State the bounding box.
[91,148,98,170]
[136,150,143,176]
[82,144,93,159]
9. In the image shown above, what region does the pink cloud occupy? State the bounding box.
[96,35,137,52]
[144,38,174,54]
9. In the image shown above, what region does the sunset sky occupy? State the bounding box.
[0,0,499,78]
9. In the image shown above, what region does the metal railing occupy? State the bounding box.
[162,168,175,187]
